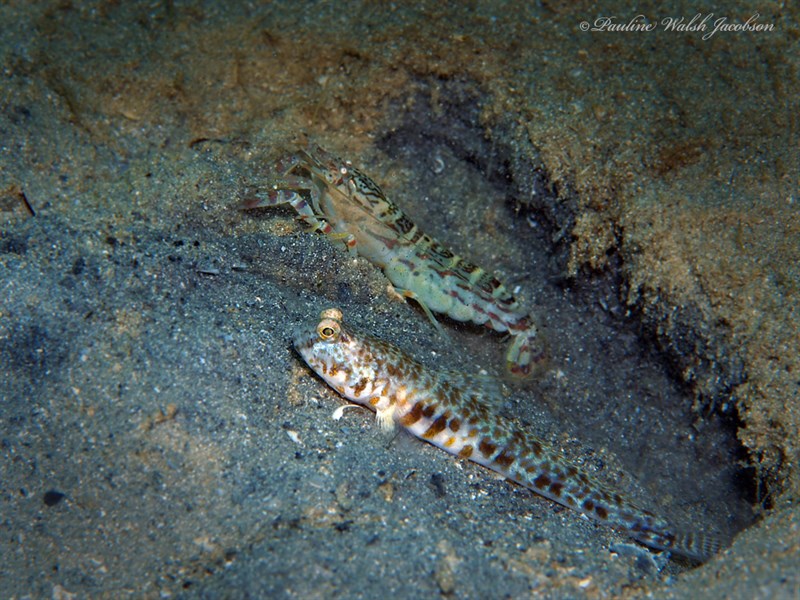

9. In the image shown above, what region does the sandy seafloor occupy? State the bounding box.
[1,1,798,598]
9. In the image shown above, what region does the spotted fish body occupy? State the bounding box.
[243,144,543,377]
[294,308,720,562]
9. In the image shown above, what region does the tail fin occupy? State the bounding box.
[672,530,724,562]
[635,528,724,562]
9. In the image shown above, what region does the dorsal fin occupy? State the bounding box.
[434,368,507,408]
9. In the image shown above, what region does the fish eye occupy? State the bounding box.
[317,320,340,340]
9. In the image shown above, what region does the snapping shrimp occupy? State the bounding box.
[241,144,544,377]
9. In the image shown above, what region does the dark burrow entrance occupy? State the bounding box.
[373,77,757,554]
